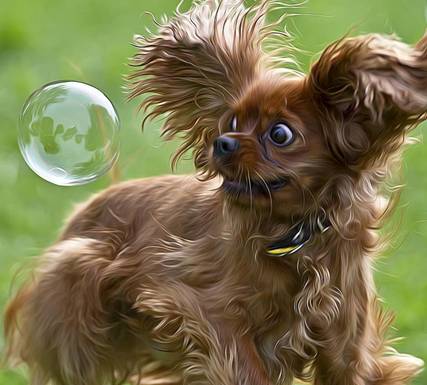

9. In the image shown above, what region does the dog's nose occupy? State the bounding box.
[213,136,240,157]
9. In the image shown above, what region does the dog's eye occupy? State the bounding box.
[230,115,238,131]
[269,122,294,146]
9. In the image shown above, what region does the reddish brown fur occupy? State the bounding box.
[4,1,427,385]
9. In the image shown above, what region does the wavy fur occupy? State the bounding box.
[4,1,427,385]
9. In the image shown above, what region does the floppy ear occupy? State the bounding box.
[308,32,427,169]
[128,0,271,170]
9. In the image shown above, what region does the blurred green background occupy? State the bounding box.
[0,0,426,384]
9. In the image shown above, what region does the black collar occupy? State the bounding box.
[266,216,331,257]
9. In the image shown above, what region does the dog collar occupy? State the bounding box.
[266,216,331,257]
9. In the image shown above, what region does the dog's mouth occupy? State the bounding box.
[222,176,288,195]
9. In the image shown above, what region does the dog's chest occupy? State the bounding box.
[244,291,310,382]
[223,256,318,374]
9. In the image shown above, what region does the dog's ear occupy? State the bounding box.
[307,32,427,169]
[129,0,271,170]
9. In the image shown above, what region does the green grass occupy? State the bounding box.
[0,0,426,384]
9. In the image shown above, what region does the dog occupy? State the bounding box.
[4,1,427,384]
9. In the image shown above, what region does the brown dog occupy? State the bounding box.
[5,1,427,385]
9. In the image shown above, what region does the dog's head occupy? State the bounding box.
[130,1,427,219]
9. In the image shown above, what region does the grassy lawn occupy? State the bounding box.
[0,0,426,384]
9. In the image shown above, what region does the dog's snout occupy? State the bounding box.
[213,136,240,157]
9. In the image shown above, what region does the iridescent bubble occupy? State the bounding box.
[18,81,120,186]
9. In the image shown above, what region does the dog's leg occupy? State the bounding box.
[5,236,272,385]
[4,237,165,385]
[313,314,424,385]
[135,282,272,385]
[311,283,423,385]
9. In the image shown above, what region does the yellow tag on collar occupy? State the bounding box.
[266,245,300,256]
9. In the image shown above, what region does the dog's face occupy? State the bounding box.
[131,1,427,219]
[209,75,333,215]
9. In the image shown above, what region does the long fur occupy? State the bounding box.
[4,1,427,385]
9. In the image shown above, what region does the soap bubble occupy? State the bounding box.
[18,81,120,186]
